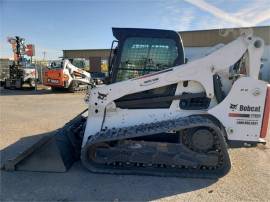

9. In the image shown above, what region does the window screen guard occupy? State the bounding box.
[116,37,178,81]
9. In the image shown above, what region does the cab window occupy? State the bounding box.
[116,37,178,81]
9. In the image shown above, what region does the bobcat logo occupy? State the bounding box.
[230,103,238,110]
[98,92,108,100]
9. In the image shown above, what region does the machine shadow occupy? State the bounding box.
[0,133,51,169]
[70,163,218,201]
[1,134,217,201]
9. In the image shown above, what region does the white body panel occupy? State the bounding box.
[209,77,267,141]
[82,31,268,147]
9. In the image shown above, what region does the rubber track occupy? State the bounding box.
[69,85,88,93]
[81,115,231,178]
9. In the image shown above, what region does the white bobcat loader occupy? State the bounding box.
[2,28,269,179]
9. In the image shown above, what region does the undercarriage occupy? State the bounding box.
[81,115,231,178]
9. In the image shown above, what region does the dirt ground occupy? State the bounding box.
[0,87,269,202]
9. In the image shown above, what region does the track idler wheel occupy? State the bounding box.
[182,127,216,152]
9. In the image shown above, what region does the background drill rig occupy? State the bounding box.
[5,36,36,89]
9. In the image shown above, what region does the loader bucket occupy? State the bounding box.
[1,110,87,172]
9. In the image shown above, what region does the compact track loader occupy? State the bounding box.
[44,59,91,92]
[3,28,269,179]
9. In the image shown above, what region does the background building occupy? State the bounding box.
[63,26,270,81]
[63,49,110,73]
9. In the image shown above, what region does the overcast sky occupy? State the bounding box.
[1,0,270,60]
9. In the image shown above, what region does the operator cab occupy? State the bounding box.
[108,28,185,109]
[109,28,185,82]
[49,58,89,70]
[49,61,63,69]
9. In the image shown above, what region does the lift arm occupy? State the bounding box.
[87,31,264,115]
[63,59,91,82]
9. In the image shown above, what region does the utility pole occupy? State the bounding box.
[41,51,47,88]
[42,51,46,61]
[35,62,37,91]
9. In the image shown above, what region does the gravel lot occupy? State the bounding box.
[1,88,269,201]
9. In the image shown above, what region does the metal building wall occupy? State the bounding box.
[180,26,270,47]
[63,49,110,59]
[62,26,270,57]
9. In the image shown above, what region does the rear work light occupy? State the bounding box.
[64,74,69,81]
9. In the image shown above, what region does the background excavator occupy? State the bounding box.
[3,28,269,179]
